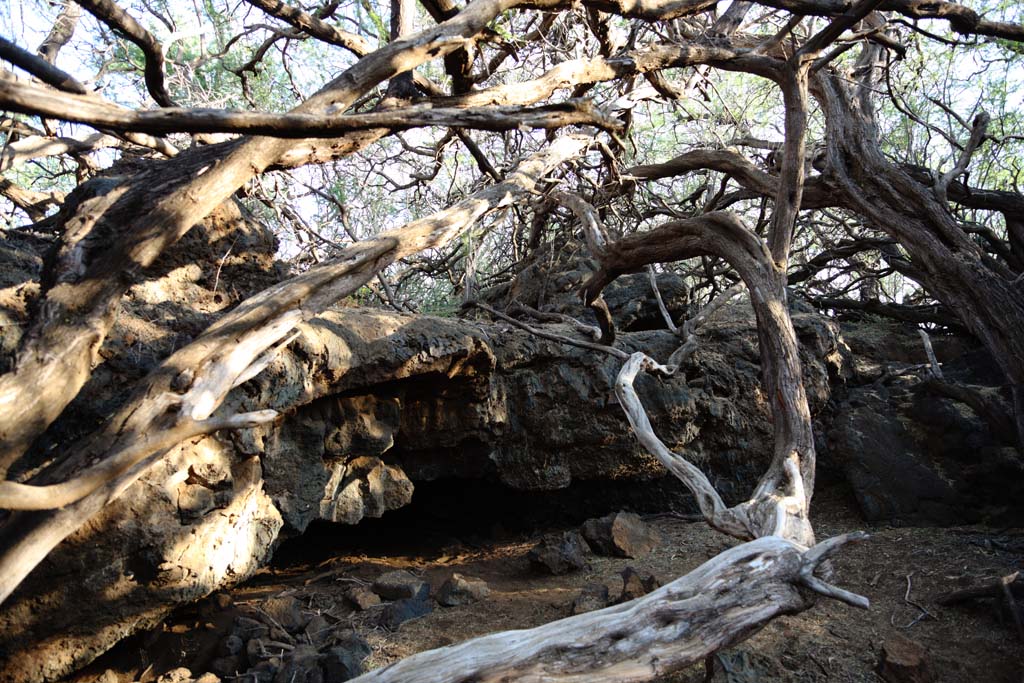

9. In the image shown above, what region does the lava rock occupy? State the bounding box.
[234,616,270,642]
[155,670,190,683]
[879,635,933,683]
[320,632,372,681]
[571,583,610,615]
[377,597,433,631]
[372,569,429,601]
[274,644,322,683]
[261,596,309,633]
[221,634,244,657]
[617,566,661,603]
[581,512,662,558]
[437,574,490,607]
[344,585,382,610]
[303,614,332,648]
[527,531,590,575]
[210,655,243,679]
[157,669,217,683]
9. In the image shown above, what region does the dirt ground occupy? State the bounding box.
[70,486,1023,683]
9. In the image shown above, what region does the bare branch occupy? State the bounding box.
[242,0,373,56]
[76,0,176,106]
[0,79,622,137]
[0,39,87,93]
[935,111,991,206]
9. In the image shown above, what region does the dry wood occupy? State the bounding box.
[75,0,176,106]
[471,302,627,358]
[0,132,119,172]
[0,37,87,93]
[0,79,621,136]
[666,283,744,368]
[242,0,372,56]
[348,534,868,683]
[917,329,943,379]
[582,210,817,545]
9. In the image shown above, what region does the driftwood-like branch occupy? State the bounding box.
[0,0,582,476]
[551,191,609,254]
[0,407,278,510]
[582,210,817,546]
[616,352,748,538]
[349,534,867,683]
[0,132,120,172]
[648,266,679,334]
[0,79,622,137]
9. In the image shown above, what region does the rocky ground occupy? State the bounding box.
[63,485,1023,683]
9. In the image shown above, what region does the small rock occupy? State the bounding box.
[156,668,194,683]
[879,635,933,683]
[221,634,244,657]
[581,512,661,558]
[304,614,332,648]
[246,637,267,664]
[210,655,242,679]
[617,566,661,603]
[212,592,233,610]
[248,661,277,683]
[372,569,429,601]
[262,596,309,633]
[437,574,490,607]
[195,674,221,683]
[275,645,323,683]
[571,583,610,615]
[320,632,372,681]
[527,531,589,575]
[273,664,323,683]
[344,585,381,610]
[377,597,433,630]
[234,616,270,641]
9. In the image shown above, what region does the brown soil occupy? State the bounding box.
[69,487,1023,683]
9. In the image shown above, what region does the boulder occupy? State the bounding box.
[527,531,590,575]
[581,512,661,558]
[827,377,1022,526]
